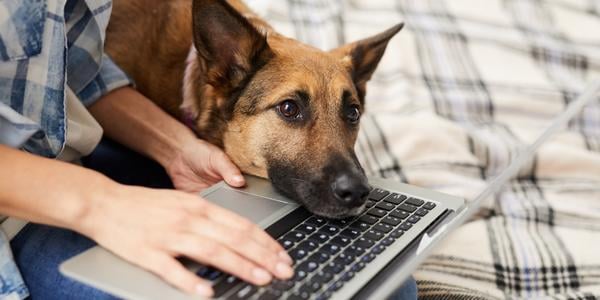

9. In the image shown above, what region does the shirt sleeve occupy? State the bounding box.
[75,54,134,107]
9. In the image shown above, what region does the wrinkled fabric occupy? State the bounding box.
[263,0,600,299]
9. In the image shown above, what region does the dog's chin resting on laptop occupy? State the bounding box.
[106,0,402,219]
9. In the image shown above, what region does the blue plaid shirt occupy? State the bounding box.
[0,0,130,298]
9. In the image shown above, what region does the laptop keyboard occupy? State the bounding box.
[198,188,439,299]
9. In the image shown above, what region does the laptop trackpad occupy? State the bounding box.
[203,188,296,227]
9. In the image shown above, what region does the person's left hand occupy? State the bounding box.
[166,139,245,192]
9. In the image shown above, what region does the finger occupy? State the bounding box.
[144,252,213,297]
[201,203,292,263]
[188,219,294,279]
[171,234,275,286]
[209,151,245,187]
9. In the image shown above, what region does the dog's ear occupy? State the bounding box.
[331,23,403,102]
[192,0,273,91]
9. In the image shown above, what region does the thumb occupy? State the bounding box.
[209,151,246,187]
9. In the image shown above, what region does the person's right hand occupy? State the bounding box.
[79,182,294,297]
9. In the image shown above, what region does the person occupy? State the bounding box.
[0,0,417,299]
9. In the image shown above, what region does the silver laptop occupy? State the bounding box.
[60,80,600,300]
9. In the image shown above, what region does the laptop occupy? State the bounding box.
[60,80,600,300]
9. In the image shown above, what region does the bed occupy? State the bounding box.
[253,0,600,298]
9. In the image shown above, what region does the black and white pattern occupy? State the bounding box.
[254,0,600,298]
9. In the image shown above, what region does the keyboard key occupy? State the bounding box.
[292,270,308,282]
[399,222,413,231]
[385,193,407,204]
[424,202,437,210]
[407,215,421,224]
[375,201,395,211]
[296,224,317,234]
[290,248,309,260]
[322,244,341,255]
[368,188,389,201]
[311,272,333,284]
[349,221,370,232]
[390,209,410,219]
[279,239,295,250]
[300,281,322,293]
[365,200,376,208]
[318,225,340,236]
[345,245,366,257]
[366,208,387,218]
[382,237,395,246]
[329,280,344,291]
[398,203,418,213]
[309,252,330,263]
[309,233,330,244]
[405,198,424,207]
[289,293,309,300]
[372,244,386,254]
[364,229,384,241]
[270,279,295,291]
[361,253,376,263]
[284,231,306,242]
[415,207,430,217]
[232,284,257,299]
[323,261,344,274]
[297,260,320,273]
[340,271,355,282]
[340,228,361,239]
[260,289,282,300]
[351,262,366,272]
[335,252,355,264]
[355,237,375,249]
[213,275,240,297]
[331,235,352,246]
[374,222,393,233]
[298,239,319,252]
[196,266,222,281]
[305,216,327,227]
[382,215,402,226]
[328,218,353,228]
[391,229,404,238]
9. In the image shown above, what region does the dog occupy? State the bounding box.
[105,0,402,218]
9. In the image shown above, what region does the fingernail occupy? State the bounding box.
[279,251,293,265]
[233,175,245,185]
[252,268,272,283]
[195,283,213,297]
[275,262,294,279]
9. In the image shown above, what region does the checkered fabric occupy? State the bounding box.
[255,0,600,298]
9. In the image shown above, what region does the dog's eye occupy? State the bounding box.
[278,100,301,120]
[347,106,361,124]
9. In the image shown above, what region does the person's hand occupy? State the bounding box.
[81,182,294,297]
[166,138,245,193]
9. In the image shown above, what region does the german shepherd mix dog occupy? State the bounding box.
[106,0,402,218]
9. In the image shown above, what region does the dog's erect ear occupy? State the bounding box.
[331,23,403,102]
[192,0,273,91]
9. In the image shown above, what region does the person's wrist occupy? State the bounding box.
[73,175,122,239]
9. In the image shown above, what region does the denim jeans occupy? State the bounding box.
[10,138,418,299]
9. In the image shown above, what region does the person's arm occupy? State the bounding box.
[0,145,293,296]
[88,86,241,192]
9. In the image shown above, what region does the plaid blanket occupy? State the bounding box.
[251,0,600,298]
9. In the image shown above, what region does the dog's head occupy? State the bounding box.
[191,0,402,218]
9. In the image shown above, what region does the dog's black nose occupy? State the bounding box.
[331,174,370,208]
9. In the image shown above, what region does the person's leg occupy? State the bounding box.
[11,138,173,299]
[389,276,418,300]
[10,224,117,300]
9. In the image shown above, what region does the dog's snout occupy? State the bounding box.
[331,173,370,208]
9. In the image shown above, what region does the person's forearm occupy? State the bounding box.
[89,87,196,168]
[0,145,110,234]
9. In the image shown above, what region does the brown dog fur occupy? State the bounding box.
[106,0,402,217]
